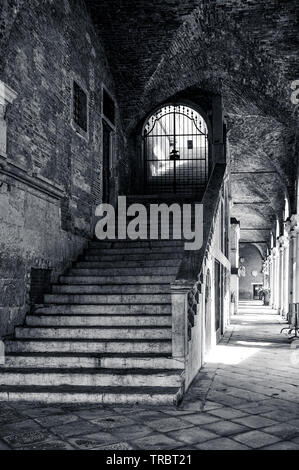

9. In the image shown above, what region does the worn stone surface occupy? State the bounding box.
[0,302,298,450]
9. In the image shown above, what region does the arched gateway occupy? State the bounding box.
[142,104,209,195]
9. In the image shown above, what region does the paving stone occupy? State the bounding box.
[92,416,136,430]
[0,409,24,425]
[233,415,278,429]
[132,410,168,420]
[146,417,193,433]
[0,419,42,437]
[202,401,224,411]
[50,420,100,438]
[288,418,299,428]
[75,408,117,420]
[179,401,204,412]
[182,413,220,426]
[233,430,281,449]
[3,430,53,447]
[160,409,197,416]
[0,439,11,450]
[21,407,66,418]
[261,410,297,422]
[35,413,79,428]
[134,434,179,449]
[20,440,75,450]
[201,420,249,437]
[168,427,218,445]
[93,442,134,450]
[262,423,299,440]
[68,432,119,449]
[262,441,299,450]
[196,437,250,450]
[209,407,248,420]
[114,424,153,440]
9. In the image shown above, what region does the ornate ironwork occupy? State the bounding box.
[143,105,209,195]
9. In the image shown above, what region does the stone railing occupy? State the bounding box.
[170,163,226,377]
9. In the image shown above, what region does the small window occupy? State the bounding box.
[103,88,115,125]
[73,81,88,132]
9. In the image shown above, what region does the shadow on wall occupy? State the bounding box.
[239,244,263,300]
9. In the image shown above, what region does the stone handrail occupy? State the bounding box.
[171,163,227,361]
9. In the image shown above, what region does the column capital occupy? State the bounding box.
[278,235,289,249]
[290,214,299,233]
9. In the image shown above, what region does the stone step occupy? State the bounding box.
[26,314,172,327]
[83,252,183,261]
[6,339,172,354]
[89,240,184,249]
[44,293,171,304]
[15,326,172,340]
[68,267,178,276]
[0,368,182,388]
[0,385,182,405]
[75,259,180,268]
[59,275,174,284]
[52,284,170,294]
[34,304,172,315]
[4,353,182,369]
[87,246,184,255]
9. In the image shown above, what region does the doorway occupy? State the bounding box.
[142,104,209,195]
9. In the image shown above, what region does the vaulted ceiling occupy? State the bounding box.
[85,0,299,249]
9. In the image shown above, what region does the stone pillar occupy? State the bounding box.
[278,241,284,314]
[272,246,279,310]
[0,80,17,161]
[269,254,274,307]
[283,237,289,318]
[286,218,297,321]
[230,218,240,315]
[171,282,194,360]
[278,236,289,317]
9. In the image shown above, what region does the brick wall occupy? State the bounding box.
[0,0,128,336]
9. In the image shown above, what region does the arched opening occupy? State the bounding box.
[142,104,209,195]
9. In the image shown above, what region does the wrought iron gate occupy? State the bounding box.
[143,104,209,195]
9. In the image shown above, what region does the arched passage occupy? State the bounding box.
[142,104,209,195]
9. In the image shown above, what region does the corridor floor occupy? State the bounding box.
[1,301,299,450]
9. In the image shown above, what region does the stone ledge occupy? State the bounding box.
[0,155,65,201]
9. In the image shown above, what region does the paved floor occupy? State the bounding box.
[1,301,299,450]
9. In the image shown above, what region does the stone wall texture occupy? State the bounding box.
[0,0,127,336]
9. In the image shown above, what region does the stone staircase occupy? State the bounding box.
[0,233,188,405]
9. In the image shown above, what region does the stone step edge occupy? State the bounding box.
[7,338,172,343]
[0,367,183,375]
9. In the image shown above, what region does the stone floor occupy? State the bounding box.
[1,301,299,450]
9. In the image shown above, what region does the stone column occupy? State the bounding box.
[269,254,274,307]
[278,240,285,314]
[171,282,194,360]
[286,217,297,321]
[272,246,279,310]
[278,235,289,317]
[0,80,17,161]
[230,218,240,315]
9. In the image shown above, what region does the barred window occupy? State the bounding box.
[73,81,87,132]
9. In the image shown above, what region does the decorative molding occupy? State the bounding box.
[0,157,65,201]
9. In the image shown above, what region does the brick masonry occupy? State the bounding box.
[0,0,128,336]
